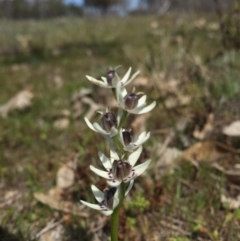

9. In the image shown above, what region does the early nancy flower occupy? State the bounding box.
[86,67,139,88]
[116,83,156,114]
[80,182,134,216]
[82,66,154,233]
[100,109,117,133]
[119,128,151,152]
[85,108,121,137]
[90,146,151,186]
[80,185,119,216]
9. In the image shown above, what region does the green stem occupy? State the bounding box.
[112,110,128,152]
[110,182,126,241]
[110,87,128,240]
[112,135,122,152]
[111,87,117,101]
[118,110,128,129]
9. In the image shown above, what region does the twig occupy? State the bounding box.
[160,220,191,236]
[154,130,174,158]
[0,191,22,208]
[180,178,196,190]
[151,128,171,135]
[215,141,240,154]
[81,96,104,120]
[35,218,64,239]
[90,216,107,233]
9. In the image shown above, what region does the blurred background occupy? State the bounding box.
[0,0,237,18]
[1,0,240,241]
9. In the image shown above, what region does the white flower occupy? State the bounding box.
[80,182,134,216]
[90,146,151,187]
[84,108,122,137]
[86,67,139,88]
[116,83,156,114]
[119,128,150,152]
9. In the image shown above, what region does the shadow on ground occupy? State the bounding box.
[0,227,25,241]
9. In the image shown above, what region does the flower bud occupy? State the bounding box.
[122,129,132,146]
[101,112,117,132]
[124,93,138,109]
[112,159,132,181]
[103,187,117,209]
[106,70,115,86]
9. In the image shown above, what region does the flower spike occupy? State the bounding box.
[82,66,154,225]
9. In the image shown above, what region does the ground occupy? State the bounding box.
[0,13,240,241]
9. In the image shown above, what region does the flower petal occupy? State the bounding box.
[134,132,150,146]
[109,127,118,137]
[102,210,113,216]
[137,95,147,107]
[100,76,108,84]
[116,83,128,107]
[112,197,120,209]
[123,143,135,152]
[124,70,140,86]
[120,67,131,85]
[110,147,120,161]
[124,132,150,152]
[116,83,125,107]
[118,128,125,146]
[113,73,121,87]
[93,123,118,137]
[121,87,128,98]
[80,200,102,211]
[93,123,108,135]
[107,179,121,187]
[130,101,156,114]
[84,117,97,132]
[123,160,151,183]
[128,145,142,166]
[137,101,156,114]
[90,165,111,179]
[125,179,134,196]
[86,75,110,88]
[133,159,151,177]
[98,152,112,170]
[117,108,123,126]
[91,185,104,203]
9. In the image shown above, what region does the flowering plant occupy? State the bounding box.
[81,67,156,240]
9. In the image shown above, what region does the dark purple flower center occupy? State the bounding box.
[103,187,117,209]
[124,93,138,109]
[122,130,132,146]
[112,159,132,181]
[106,70,115,86]
[101,112,117,132]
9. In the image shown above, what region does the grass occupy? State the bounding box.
[0,13,240,240]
